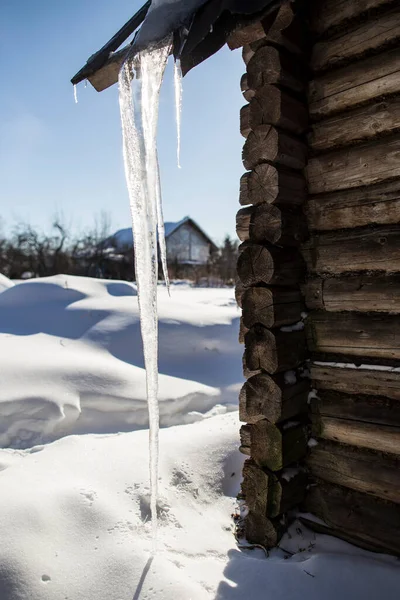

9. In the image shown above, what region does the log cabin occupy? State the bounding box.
[72,0,400,556]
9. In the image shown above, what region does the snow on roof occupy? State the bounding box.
[108,217,216,250]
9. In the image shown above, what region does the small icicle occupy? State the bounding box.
[173,59,183,169]
[73,84,78,104]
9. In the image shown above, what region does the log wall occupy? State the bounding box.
[234,1,311,549]
[303,0,400,555]
[234,0,400,556]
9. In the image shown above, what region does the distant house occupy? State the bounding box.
[107,217,217,266]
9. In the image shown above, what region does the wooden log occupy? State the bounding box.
[240,420,308,470]
[241,459,269,515]
[306,439,400,504]
[243,125,307,172]
[312,7,400,72]
[307,134,400,194]
[245,511,280,548]
[239,317,249,344]
[245,325,307,374]
[261,1,306,56]
[303,481,400,556]
[240,104,251,138]
[250,85,308,136]
[306,311,400,362]
[240,73,255,102]
[309,47,400,120]
[302,227,400,275]
[235,279,245,308]
[241,3,306,61]
[236,204,307,245]
[303,275,400,313]
[268,469,308,518]
[309,97,400,153]
[227,20,266,50]
[247,45,305,94]
[306,179,400,231]
[87,46,129,92]
[309,0,397,36]
[311,389,400,428]
[239,371,309,424]
[311,363,400,401]
[239,164,306,207]
[242,351,262,380]
[313,414,400,455]
[241,286,304,329]
[237,243,305,287]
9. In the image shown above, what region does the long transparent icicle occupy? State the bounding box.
[118,37,171,552]
[173,59,183,169]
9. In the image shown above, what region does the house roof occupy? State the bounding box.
[107,217,217,251]
[71,0,283,88]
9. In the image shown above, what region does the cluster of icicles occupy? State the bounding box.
[118,37,182,552]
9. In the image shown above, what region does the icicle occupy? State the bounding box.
[118,36,172,553]
[73,84,78,104]
[173,59,183,169]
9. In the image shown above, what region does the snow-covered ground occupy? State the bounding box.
[0,275,241,448]
[0,275,398,599]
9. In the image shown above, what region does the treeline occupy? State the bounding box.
[0,218,238,285]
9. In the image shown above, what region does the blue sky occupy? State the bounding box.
[0,0,245,244]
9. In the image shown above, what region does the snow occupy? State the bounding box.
[0,273,14,293]
[0,412,399,599]
[280,320,305,333]
[314,361,400,373]
[0,275,241,448]
[284,370,297,385]
[135,0,209,50]
[0,276,399,598]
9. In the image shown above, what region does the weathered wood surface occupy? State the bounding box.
[235,279,245,308]
[240,104,251,138]
[238,243,305,287]
[241,73,255,102]
[245,326,307,374]
[228,20,266,50]
[239,371,309,423]
[242,286,304,329]
[241,459,269,515]
[313,415,400,455]
[303,481,400,556]
[247,45,305,93]
[250,85,308,136]
[87,46,129,92]
[311,389,400,427]
[309,48,400,120]
[240,420,309,470]
[309,97,400,153]
[309,0,397,36]
[243,125,307,171]
[244,511,280,548]
[306,312,400,361]
[302,227,400,275]
[268,470,308,518]
[240,164,306,207]
[241,3,305,61]
[303,275,400,313]
[236,204,307,245]
[307,134,400,194]
[239,317,249,344]
[312,8,400,72]
[242,350,262,380]
[311,363,400,400]
[306,439,400,503]
[306,179,400,231]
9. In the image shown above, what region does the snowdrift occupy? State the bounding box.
[0,275,242,448]
[0,273,14,293]
[0,413,398,600]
